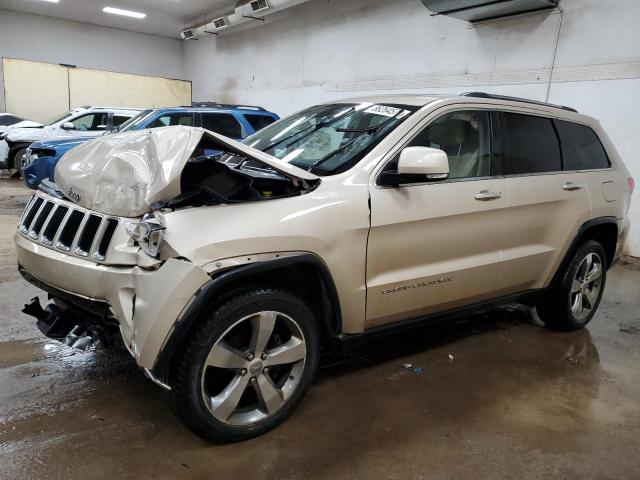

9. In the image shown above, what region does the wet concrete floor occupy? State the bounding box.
[1,177,640,479]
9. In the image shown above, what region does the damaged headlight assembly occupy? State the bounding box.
[124,219,166,258]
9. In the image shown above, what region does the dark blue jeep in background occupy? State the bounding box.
[22,103,279,189]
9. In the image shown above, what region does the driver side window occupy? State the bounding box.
[407,111,492,179]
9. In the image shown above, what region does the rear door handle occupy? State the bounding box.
[474,190,502,201]
[562,182,584,191]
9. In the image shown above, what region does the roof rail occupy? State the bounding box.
[189,101,266,111]
[461,92,578,113]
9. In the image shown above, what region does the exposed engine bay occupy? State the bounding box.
[52,126,321,217]
[161,152,311,210]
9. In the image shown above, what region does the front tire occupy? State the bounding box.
[169,289,319,443]
[537,240,607,331]
[12,147,28,178]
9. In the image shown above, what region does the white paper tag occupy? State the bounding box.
[364,105,402,117]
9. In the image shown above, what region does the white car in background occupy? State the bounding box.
[0,106,141,176]
[0,114,42,164]
[0,113,41,133]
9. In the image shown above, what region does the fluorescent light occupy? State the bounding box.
[102,6,146,19]
[35,0,60,3]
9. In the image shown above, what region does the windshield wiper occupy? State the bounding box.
[260,106,357,154]
[306,110,404,173]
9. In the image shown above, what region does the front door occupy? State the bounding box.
[366,109,508,328]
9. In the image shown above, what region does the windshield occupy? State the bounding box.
[46,111,74,126]
[118,109,154,132]
[241,103,416,175]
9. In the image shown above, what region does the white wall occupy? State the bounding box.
[0,9,185,113]
[184,0,640,256]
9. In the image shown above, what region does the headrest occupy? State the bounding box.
[429,119,466,146]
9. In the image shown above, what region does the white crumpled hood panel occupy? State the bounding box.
[54,126,319,218]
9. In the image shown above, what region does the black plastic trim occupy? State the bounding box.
[152,254,342,381]
[336,289,541,352]
[549,217,619,287]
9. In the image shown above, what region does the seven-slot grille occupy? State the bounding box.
[19,195,119,262]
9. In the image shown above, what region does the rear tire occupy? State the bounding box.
[537,240,607,331]
[169,288,319,443]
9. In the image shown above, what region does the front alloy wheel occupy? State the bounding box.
[202,311,306,425]
[170,289,319,443]
[13,148,28,177]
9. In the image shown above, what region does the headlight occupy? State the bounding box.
[124,220,166,258]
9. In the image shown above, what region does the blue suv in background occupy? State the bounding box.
[22,103,279,189]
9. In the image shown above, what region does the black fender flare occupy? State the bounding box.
[549,216,619,287]
[151,253,342,382]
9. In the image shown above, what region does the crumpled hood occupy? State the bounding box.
[54,126,320,217]
[0,120,41,134]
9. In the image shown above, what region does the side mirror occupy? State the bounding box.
[379,147,449,187]
[61,122,76,130]
[398,146,449,178]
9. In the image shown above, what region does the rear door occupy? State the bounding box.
[366,109,508,327]
[495,111,589,293]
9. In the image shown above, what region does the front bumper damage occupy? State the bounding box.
[15,232,211,369]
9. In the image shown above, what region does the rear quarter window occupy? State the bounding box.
[501,112,562,175]
[555,120,610,170]
[243,114,277,132]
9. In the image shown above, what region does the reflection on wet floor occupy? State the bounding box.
[1,178,640,480]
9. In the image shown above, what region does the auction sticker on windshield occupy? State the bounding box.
[364,105,403,117]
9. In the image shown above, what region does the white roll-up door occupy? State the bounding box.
[2,58,192,123]
[2,58,70,123]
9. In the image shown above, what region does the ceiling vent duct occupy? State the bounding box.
[421,0,559,22]
[180,29,195,40]
[250,0,269,13]
[181,0,309,39]
[212,16,230,29]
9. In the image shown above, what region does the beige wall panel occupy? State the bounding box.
[68,68,191,109]
[3,58,70,123]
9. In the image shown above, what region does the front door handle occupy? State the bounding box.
[562,182,584,191]
[474,190,502,201]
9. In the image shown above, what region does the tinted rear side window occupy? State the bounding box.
[501,112,561,174]
[244,114,276,132]
[201,113,242,138]
[556,120,610,170]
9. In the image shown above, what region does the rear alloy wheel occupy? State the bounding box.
[537,240,607,331]
[569,252,604,322]
[170,289,319,443]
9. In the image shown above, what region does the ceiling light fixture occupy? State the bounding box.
[102,6,147,19]
[35,0,60,3]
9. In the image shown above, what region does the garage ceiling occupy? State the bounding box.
[0,0,237,37]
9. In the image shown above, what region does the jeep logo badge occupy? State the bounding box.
[67,187,81,202]
[249,361,263,375]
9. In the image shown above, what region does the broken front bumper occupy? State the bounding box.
[15,232,210,369]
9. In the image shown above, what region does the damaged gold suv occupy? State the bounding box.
[15,93,634,442]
